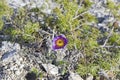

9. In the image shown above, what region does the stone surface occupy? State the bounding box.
[0,41,20,61]
[1,41,20,52]
[0,44,40,80]
[7,0,44,8]
[42,63,59,75]
[6,0,58,14]
[88,0,118,33]
[68,71,83,80]
[86,74,94,80]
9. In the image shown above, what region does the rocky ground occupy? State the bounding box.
[0,0,120,80]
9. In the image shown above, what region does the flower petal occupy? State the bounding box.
[52,35,68,50]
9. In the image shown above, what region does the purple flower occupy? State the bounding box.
[52,35,68,50]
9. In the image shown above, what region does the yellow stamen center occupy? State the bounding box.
[56,39,64,47]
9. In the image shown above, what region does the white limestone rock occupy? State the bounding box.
[42,63,58,75]
[0,41,20,61]
[86,74,94,80]
[68,71,83,80]
[6,0,58,14]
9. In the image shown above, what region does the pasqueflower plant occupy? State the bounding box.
[52,35,68,50]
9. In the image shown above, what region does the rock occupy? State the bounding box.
[0,35,10,40]
[86,74,94,80]
[7,0,44,8]
[117,0,120,2]
[98,69,110,80]
[68,71,83,80]
[6,0,58,14]
[0,74,2,79]
[42,63,58,75]
[97,23,109,32]
[88,0,116,31]
[0,41,20,61]
[1,50,17,61]
[0,46,32,80]
[1,41,20,52]
[15,70,21,75]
